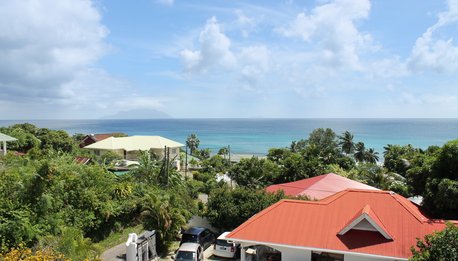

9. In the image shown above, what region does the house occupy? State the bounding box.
[83,135,184,162]
[79,133,126,148]
[226,189,458,261]
[0,132,17,156]
[265,173,379,200]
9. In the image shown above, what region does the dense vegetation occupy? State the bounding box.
[1,124,457,259]
[410,222,458,261]
[0,124,198,259]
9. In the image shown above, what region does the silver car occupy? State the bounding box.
[213,232,239,259]
[173,242,204,261]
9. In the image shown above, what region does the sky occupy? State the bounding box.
[1,0,458,119]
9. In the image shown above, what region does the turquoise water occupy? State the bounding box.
[1,119,458,155]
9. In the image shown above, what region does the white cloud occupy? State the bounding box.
[368,57,408,79]
[0,0,108,102]
[156,0,174,6]
[180,17,273,91]
[180,17,236,73]
[400,92,456,105]
[277,0,372,69]
[238,46,271,89]
[235,9,257,37]
[0,0,173,119]
[408,0,458,73]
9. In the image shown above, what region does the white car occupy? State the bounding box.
[213,232,240,259]
[173,242,203,261]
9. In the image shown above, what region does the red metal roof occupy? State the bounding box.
[265,173,379,199]
[74,156,91,165]
[227,189,457,259]
[79,133,125,148]
[93,133,123,141]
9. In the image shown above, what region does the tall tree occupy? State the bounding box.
[206,187,285,230]
[364,148,380,163]
[354,142,366,163]
[383,144,417,176]
[423,140,458,219]
[339,131,355,155]
[217,147,229,158]
[229,157,280,188]
[186,133,200,155]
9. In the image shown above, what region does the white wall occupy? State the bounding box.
[344,254,397,261]
[240,243,312,261]
[238,242,402,261]
[275,246,311,261]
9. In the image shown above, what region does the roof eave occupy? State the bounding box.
[225,237,408,260]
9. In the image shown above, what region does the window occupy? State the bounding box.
[176,251,195,261]
[181,234,198,244]
[312,252,344,261]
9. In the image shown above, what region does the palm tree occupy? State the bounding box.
[186,133,200,155]
[218,147,229,158]
[364,148,380,164]
[354,142,366,163]
[131,151,159,184]
[383,144,395,157]
[339,131,355,155]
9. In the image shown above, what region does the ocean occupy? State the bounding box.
[1,119,458,155]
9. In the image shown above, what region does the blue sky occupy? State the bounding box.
[1,0,457,119]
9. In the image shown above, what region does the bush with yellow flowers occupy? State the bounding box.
[0,244,69,261]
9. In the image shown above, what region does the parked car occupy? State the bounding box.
[173,243,203,261]
[180,227,215,250]
[213,232,240,258]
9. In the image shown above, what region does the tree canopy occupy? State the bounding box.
[410,222,458,261]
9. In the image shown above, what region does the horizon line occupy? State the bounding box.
[1,117,458,121]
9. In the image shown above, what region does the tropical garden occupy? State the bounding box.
[0,124,456,260]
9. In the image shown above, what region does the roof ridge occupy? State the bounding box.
[228,199,287,236]
[389,193,428,223]
[271,184,343,194]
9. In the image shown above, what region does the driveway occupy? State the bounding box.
[160,244,240,261]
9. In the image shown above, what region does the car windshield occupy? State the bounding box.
[216,239,232,247]
[176,251,195,261]
[181,234,198,243]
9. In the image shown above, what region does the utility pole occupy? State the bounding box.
[163,146,168,186]
[185,145,188,179]
[166,147,170,186]
[228,145,232,188]
[228,145,231,163]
